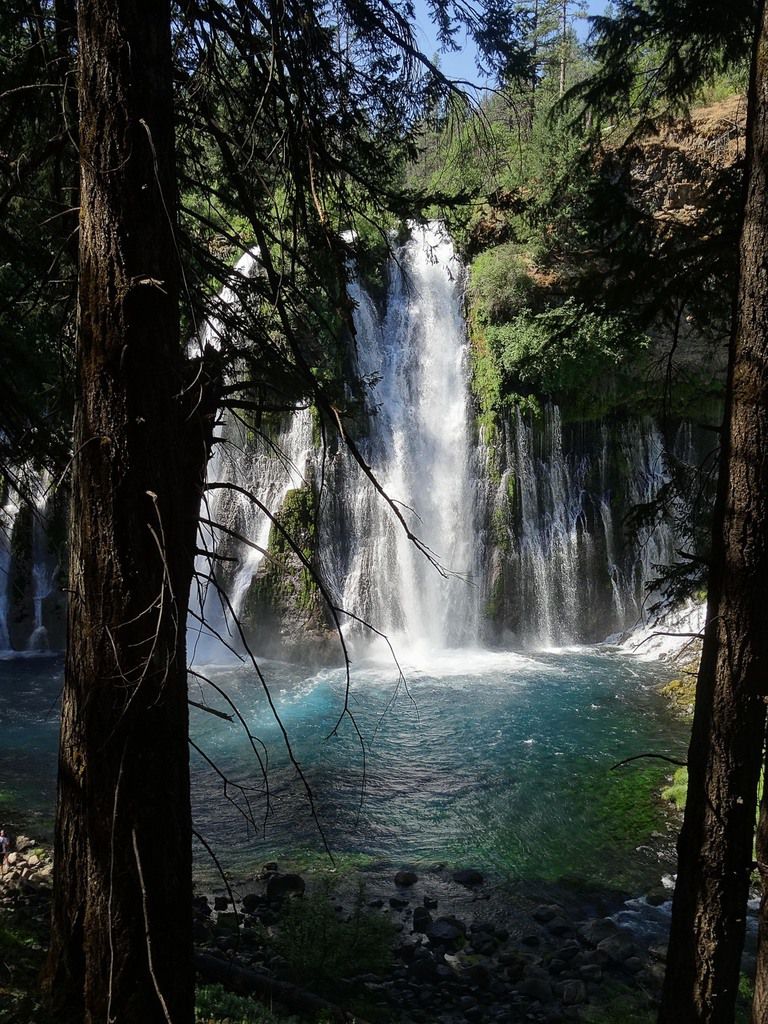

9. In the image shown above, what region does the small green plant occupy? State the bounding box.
[735,972,755,1024]
[271,883,394,993]
[580,980,655,1023]
[195,984,300,1024]
[662,767,689,810]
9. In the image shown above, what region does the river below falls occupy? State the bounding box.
[0,645,689,904]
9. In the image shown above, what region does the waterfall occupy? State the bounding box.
[189,247,316,663]
[486,409,693,646]
[502,405,589,644]
[193,408,315,657]
[0,471,61,654]
[186,225,697,662]
[27,474,56,651]
[319,224,482,654]
[0,230,701,659]
[0,488,20,652]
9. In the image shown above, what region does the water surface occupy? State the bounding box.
[0,647,688,898]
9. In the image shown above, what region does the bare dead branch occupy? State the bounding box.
[611,752,688,771]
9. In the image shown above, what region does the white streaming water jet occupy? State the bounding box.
[320,224,482,655]
[189,249,317,663]
[27,486,55,652]
[0,488,20,652]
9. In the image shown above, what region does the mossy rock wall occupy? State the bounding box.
[240,484,338,666]
[478,410,715,644]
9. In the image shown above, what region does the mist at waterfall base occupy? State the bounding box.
[0,226,691,904]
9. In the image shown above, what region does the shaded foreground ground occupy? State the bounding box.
[0,836,756,1024]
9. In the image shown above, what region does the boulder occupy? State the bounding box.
[555,940,581,961]
[532,904,559,923]
[578,917,619,947]
[518,976,553,1003]
[560,979,587,1005]
[547,916,573,937]
[596,929,638,964]
[452,868,484,887]
[578,963,602,982]
[408,956,438,983]
[425,916,466,948]
[412,906,432,933]
[395,870,418,887]
[193,895,212,917]
[265,872,305,900]
[241,893,262,913]
[214,912,240,932]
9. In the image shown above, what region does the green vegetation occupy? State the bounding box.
[662,767,689,811]
[271,884,395,994]
[243,485,323,624]
[196,985,303,1024]
[406,22,742,440]
[659,675,698,716]
[580,981,656,1024]
[0,907,54,1024]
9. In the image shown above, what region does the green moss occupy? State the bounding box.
[659,675,697,716]
[505,471,516,504]
[736,973,755,1024]
[242,483,325,626]
[469,243,542,324]
[490,505,510,551]
[468,313,503,441]
[662,767,689,811]
[597,763,667,847]
[270,850,379,878]
[484,572,506,621]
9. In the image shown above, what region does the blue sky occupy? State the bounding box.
[409,0,611,84]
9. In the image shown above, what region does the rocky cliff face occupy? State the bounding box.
[608,95,745,395]
[621,95,746,224]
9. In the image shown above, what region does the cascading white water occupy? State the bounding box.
[0,470,60,654]
[195,408,314,644]
[184,225,698,662]
[490,407,692,645]
[516,405,584,643]
[0,488,20,652]
[27,473,56,652]
[189,246,319,662]
[320,224,482,654]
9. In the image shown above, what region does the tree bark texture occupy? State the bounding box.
[44,2,212,1020]
[659,4,768,1021]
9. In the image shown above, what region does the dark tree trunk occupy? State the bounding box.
[43,2,211,1020]
[659,4,768,1022]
